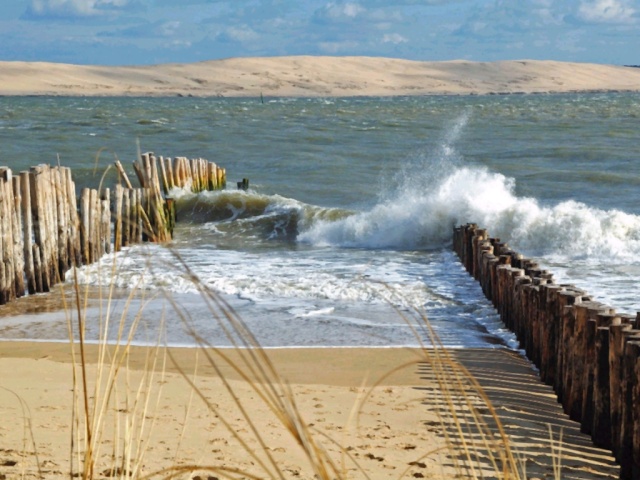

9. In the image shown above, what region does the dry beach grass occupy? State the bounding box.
[0,67,633,474]
[0,251,623,479]
[1,56,640,97]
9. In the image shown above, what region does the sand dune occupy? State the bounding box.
[1,56,639,97]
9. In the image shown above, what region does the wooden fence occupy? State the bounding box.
[0,153,226,305]
[454,223,640,479]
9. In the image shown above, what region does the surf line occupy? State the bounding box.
[454,223,639,479]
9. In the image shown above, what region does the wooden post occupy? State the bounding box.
[89,188,99,263]
[122,187,131,247]
[20,171,36,294]
[32,244,43,294]
[165,157,175,191]
[593,323,614,449]
[619,338,640,478]
[140,188,155,242]
[128,189,136,245]
[190,158,198,192]
[5,177,17,301]
[114,160,133,189]
[172,157,181,188]
[53,167,69,277]
[79,188,91,265]
[132,189,142,244]
[101,188,111,255]
[30,166,50,291]
[212,162,218,190]
[580,315,598,434]
[44,165,59,283]
[567,302,606,422]
[165,197,176,238]
[633,343,640,480]
[158,156,169,195]
[114,184,124,252]
[10,175,25,298]
[0,174,10,304]
[237,178,250,191]
[610,323,634,461]
[539,284,563,385]
[132,161,145,188]
[65,167,81,267]
[150,154,160,194]
[142,152,153,188]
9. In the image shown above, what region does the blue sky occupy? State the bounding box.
[0,0,638,65]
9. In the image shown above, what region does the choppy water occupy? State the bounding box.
[1,93,640,347]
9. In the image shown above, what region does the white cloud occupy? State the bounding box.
[318,40,360,53]
[168,39,191,48]
[26,0,133,18]
[382,33,408,44]
[577,0,635,24]
[161,21,181,37]
[29,0,97,16]
[313,2,366,23]
[342,3,365,17]
[217,25,259,44]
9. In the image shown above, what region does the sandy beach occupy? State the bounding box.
[1,57,640,97]
[0,54,632,478]
[0,341,620,479]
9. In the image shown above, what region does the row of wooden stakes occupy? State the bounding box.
[454,223,640,479]
[0,153,227,306]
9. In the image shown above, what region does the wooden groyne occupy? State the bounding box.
[0,153,226,305]
[453,223,640,479]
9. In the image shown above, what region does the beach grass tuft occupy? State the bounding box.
[2,242,566,479]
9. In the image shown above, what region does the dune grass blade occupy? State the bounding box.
[49,227,569,480]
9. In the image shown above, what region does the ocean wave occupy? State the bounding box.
[173,189,351,243]
[296,106,640,259]
[299,164,640,261]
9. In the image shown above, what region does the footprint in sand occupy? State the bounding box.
[364,453,384,462]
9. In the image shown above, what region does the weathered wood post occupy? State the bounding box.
[101,188,111,255]
[11,175,25,298]
[54,167,68,276]
[619,338,640,478]
[582,310,616,436]
[538,283,562,382]
[20,171,36,294]
[65,167,81,268]
[452,222,640,478]
[590,313,621,448]
[0,171,14,304]
[30,166,52,291]
[89,188,99,264]
[114,184,124,252]
[122,186,131,248]
[79,188,91,264]
[610,322,634,461]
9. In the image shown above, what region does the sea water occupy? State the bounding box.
[1,93,639,347]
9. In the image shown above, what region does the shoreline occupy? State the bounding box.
[0,341,425,386]
[3,88,640,98]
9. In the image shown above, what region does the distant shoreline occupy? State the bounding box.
[3,89,640,99]
[1,56,640,97]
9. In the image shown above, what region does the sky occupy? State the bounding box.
[0,0,638,66]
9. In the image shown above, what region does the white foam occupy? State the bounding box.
[298,163,640,262]
[67,243,435,308]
